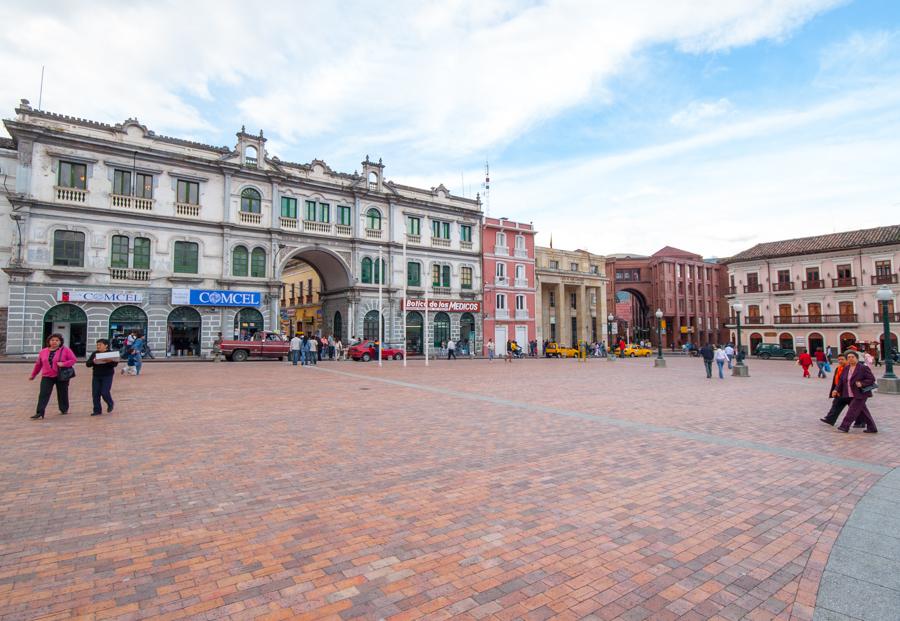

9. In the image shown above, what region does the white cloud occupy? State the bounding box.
[670,98,734,128]
[0,0,842,157]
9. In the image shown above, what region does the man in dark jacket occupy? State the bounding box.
[699,344,714,378]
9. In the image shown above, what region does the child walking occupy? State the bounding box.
[86,339,118,415]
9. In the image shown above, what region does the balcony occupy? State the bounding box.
[244,156,257,168]
[514,247,528,258]
[460,240,473,251]
[304,220,332,234]
[109,267,150,282]
[515,278,528,288]
[432,286,451,295]
[55,186,88,203]
[239,211,262,225]
[110,194,154,211]
[175,202,201,217]
[494,245,508,256]
[743,284,763,293]
[802,279,824,290]
[774,314,858,325]
[496,276,509,286]
[874,312,900,322]
[515,309,529,320]
[365,228,383,240]
[495,309,510,320]
[280,217,299,230]
[335,224,352,237]
[726,286,737,295]
[744,316,765,324]
[832,277,857,289]
[431,237,451,248]
[872,274,898,285]
[406,233,421,244]
[772,282,794,293]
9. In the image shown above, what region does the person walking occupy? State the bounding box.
[506,339,513,363]
[863,350,875,367]
[487,338,495,362]
[128,330,145,376]
[724,344,735,369]
[335,338,344,361]
[308,334,318,365]
[699,343,714,379]
[29,333,77,419]
[836,350,878,433]
[814,348,827,378]
[618,338,626,358]
[86,339,118,416]
[714,345,728,379]
[212,332,224,362]
[798,349,813,378]
[820,354,864,428]
[290,334,302,365]
[447,338,457,360]
[301,334,310,366]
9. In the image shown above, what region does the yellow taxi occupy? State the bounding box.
[621,344,653,357]
[545,341,579,358]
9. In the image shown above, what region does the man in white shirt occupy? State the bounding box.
[290,334,301,366]
[724,344,735,369]
[447,339,457,360]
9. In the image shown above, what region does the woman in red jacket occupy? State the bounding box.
[29,333,77,419]
[798,350,813,378]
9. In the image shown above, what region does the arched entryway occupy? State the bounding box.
[615,289,650,344]
[749,332,763,354]
[405,311,423,354]
[109,305,148,350]
[433,312,450,347]
[459,312,475,355]
[839,332,857,352]
[333,311,343,341]
[363,310,383,341]
[43,304,88,357]
[234,307,264,339]
[168,307,201,356]
[807,332,825,355]
[779,332,794,351]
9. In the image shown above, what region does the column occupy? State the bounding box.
[556,281,565,344]
[578,283,587,344]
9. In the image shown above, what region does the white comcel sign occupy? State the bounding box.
[57,290,144,303]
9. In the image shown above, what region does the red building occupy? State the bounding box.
[481,217,536,353]
[612,247,725,347]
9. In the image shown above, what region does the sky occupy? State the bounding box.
[1,0,898,258]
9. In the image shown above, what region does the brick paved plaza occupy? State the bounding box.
[1,357,897,621]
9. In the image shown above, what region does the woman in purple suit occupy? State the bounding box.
[837,350,878,433]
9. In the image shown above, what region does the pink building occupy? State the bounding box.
[482,218,537,353]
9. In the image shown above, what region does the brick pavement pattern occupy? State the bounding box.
[0,356,895,620]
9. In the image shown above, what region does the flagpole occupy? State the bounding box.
[402,237,407,368]
[378,243,383,368]
[425,267,430,367]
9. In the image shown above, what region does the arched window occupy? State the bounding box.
[232,245,249,277]
[364,310,383,341]
[244,145,258,167]
[515,235,525,250]
[779,333,794,351]
[361,257,373,284]
[496,262,506,279]
[749,333,763,354]
[250,248,266,278]
[515,264,525,281]
[460,312,475,346]
[840,332,857,352]
[406,311,423,354]
[368,171,378,188]
[366,208,382,231]
[109,306,148,348]
[433,312,450,347]
[496,231,506,248]
[234,307,264,339]
[240,188,261,213]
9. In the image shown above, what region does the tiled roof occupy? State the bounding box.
[652,246,702,260]
[727,225,900,262]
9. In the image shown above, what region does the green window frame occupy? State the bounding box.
[250,248,266,278]
[281,197,298,219]
[58,161,87,189]
[460,225,472,242]
[373,258,386,284]
[318,202,330,223]
[361,257,373,284]
[461,266,472,289]
[407,217,420,236]
[135,173,153,199]
[53,230,85,267]
[442,265,450,287]
[305,200,317,221]
[407,261,420,287]
[174,241,199,274]
[431,220,450,239]
[337,205,351,226]
[366,208,382,230]
[133,237,150,269]
[232,246,249,277]
[240,188,261,213]
[110,235,130,268]
[176,180,199,204]
[113,170,131,195]
[432,264,441,287]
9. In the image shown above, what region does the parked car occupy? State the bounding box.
[221,331,290,361]
[622,345,653,357]
[545,342,578,358]
[348,340,404,361]
[754,343,795,360]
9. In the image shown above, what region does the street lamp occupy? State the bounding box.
[875,285,899,393]
[731,301,749,377]
[607,313,615,362]
[654,308,665,368]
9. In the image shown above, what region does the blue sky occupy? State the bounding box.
[1,0,898,256]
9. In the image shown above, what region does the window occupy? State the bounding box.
[496,262,506,279]
[407,261,421,287]
[590,265,599,274]
[281,197,298,219]
[839,301,855,319]
[778,304,792,319]
[241,188,261,213]
[232,246,249,277]
[777,269,790,283]
[676,264,682,278]
[338,205,351,226]
[176,180,199,204]
[305,200,317,221]
[515,235,525,249]
[361,257,373,284]
[432,264,450,287]
[305,200,329,222]
[363,258,386,284]
[58,161,87,189]
[549,260,559,269]
[53,230,85,267]
[461,266,473,289]
[113,170,131,195]
[515,264,525,281]
[496,231,506,247]
[363,310,382,341]
[135,173,153,199]
[133,237,150,269]
[407,216,421,236]
[174,241,199,274]
[806,267,820,281]
[250,248,266,278]
[460,225,472,242]
[837,264,852,279]
[319,203,330,222]
[808,302,822,318]
[442,265,450,287]
[111,235,130,268]
[875,260,892,276]
[516,295,526,311]
[496,293,507,309]
[549,291,555,308]
[433,312,450,347]
[747,273,760,287]
[432,220,450,239]
[570,292,577,309]
[570,262,578,272]
[366,208,382,230]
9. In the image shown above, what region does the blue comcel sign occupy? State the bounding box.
[171,288,262,307]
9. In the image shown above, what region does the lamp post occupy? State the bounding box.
[731,301,749,377]
[875,285,899,393]
[654,308,665,368]
[607,313,615,362]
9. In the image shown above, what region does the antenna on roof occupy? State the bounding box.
[38,65,45,110]
[481,160,490,216]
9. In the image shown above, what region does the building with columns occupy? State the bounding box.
[534,247,609,348]
[0,100,482,357]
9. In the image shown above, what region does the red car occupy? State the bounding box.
[348,340,404,361]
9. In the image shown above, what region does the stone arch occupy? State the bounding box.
[277,246,353,292]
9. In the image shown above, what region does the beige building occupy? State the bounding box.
[280,263,322,336]
[535,247,609,347]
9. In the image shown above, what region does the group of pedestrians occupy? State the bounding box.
[698,343,736,378]
[821,350,878,433]
[288,333,344,365]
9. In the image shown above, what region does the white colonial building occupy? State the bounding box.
[0,100,483,357]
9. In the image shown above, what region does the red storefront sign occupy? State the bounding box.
[403,299,481,312]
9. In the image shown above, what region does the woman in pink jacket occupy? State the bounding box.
[29,333,77,419]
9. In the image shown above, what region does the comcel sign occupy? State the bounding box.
[57,290,144,303]
[171,288,262,307]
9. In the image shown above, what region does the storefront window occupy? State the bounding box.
[433,312,450,347]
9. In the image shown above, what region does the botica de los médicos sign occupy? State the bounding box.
[403,299,481,313]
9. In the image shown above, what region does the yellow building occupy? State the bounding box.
[535,247,609,347]
[280,263,322,336]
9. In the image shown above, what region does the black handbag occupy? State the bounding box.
[57,366,76,382]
